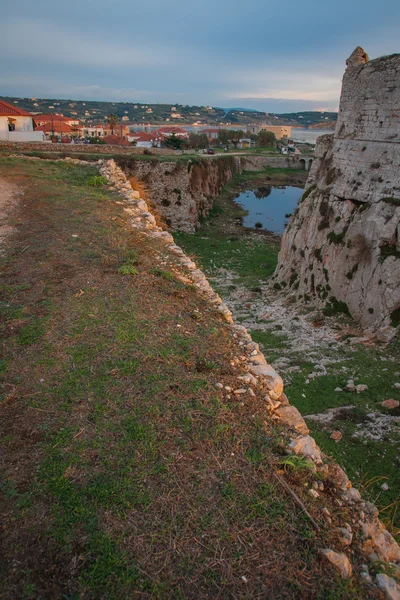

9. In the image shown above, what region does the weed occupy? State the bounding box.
[87,175,108,188]
[278,455,314,472]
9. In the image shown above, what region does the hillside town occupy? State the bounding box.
[0,98,296,150]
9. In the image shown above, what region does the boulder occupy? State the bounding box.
[275,405,309,435]
[362,521,400,562]
[319,549,353,578]
[376,574,400,600]
[288,435,322,462]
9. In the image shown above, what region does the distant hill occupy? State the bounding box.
[0,96,337,128]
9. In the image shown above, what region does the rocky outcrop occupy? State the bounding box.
[274,48,400,333]
[116,156,237,232]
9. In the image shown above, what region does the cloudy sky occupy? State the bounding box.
[1,0,399,112]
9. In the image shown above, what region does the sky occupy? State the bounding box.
[1,0,399,113]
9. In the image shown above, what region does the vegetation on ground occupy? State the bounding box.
[0,158,370,598]
[175,170,400,542]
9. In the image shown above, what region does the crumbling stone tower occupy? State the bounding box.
[274,47,400,335]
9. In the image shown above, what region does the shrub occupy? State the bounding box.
[390,307,400,326]
[314,248,322,262]
[87,175,108,188]
[381,197,400,206]
[346,264,358,280]
[301,184,316,202]
[323,296,350,317]
[118,264,138,276]
[327,226,348,245]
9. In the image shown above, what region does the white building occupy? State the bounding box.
[0,99,46,142]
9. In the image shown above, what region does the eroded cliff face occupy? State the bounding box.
[274,49,400,333]
[116,156,236,232]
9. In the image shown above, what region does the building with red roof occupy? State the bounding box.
[127,131,157,148]
[153,126,189,138]
[34,114,81,127]
[200,127,221,140]
[103,135,130,146]
[0,99,46,142]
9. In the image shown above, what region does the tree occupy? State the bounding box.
[228,129,245,148]
[163,133,186,150]
[107,113,119,135]
[188,133,208,149]
[217,129,230,147]
[257,130,277,148]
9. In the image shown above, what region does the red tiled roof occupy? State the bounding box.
[129,132,153,141]
[0,99,33,117]
[103,135,130,146]
[34,114,75,123]
[35,122,74,133]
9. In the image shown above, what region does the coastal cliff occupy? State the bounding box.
[274,47,400,334]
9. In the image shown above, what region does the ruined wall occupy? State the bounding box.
[0,140,177,156]
[116,156,237,232]
[274,48,400,333]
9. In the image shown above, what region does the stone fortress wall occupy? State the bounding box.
[274,47,400,334]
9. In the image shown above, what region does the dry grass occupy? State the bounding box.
[0,157,374,599]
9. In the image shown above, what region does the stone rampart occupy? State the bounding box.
[116,156,237,232]
[274,48,400,334]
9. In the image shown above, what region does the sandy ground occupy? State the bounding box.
[0,178,21,256]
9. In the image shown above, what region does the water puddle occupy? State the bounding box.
[234,186,303,234]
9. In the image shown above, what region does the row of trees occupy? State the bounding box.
[163,129,278,151]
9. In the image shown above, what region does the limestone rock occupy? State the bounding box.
[376,574,400,600]
[377,326,398,344]
[337,528,353,546]
[362,520,400,562]
[248,364,284,397]
[273,51,400,332]
[275,405,309,435]
[319,549,353,578]
[288,435,322,462]
[346,47,369,69]
[324,463,351,491]
[382,400,400,409]
[342,487,361,504]
[356,384,368,393]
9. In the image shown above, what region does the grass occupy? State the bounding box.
[0,157,372,598]
[175,168,306,290]
[175,167,400,542]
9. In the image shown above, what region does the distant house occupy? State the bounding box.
[103,135,130,146]
[260,124,292,139]
[103,124,130,138]
[35,121,76,140]
[0,99,46,142]
[238,138,255,148]
[82,125,105,138]
[34,114,80,127]
[154,127,188,139]
[127,131,155,148]
[199,128,220,140]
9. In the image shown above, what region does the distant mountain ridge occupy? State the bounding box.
[0,96,338,128]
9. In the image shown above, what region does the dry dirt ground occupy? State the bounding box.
[0,157,379,599]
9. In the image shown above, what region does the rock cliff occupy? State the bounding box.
[116,156,237,232]
[274,48,400,334]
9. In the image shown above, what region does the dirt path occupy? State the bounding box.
[0,177,22,256]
